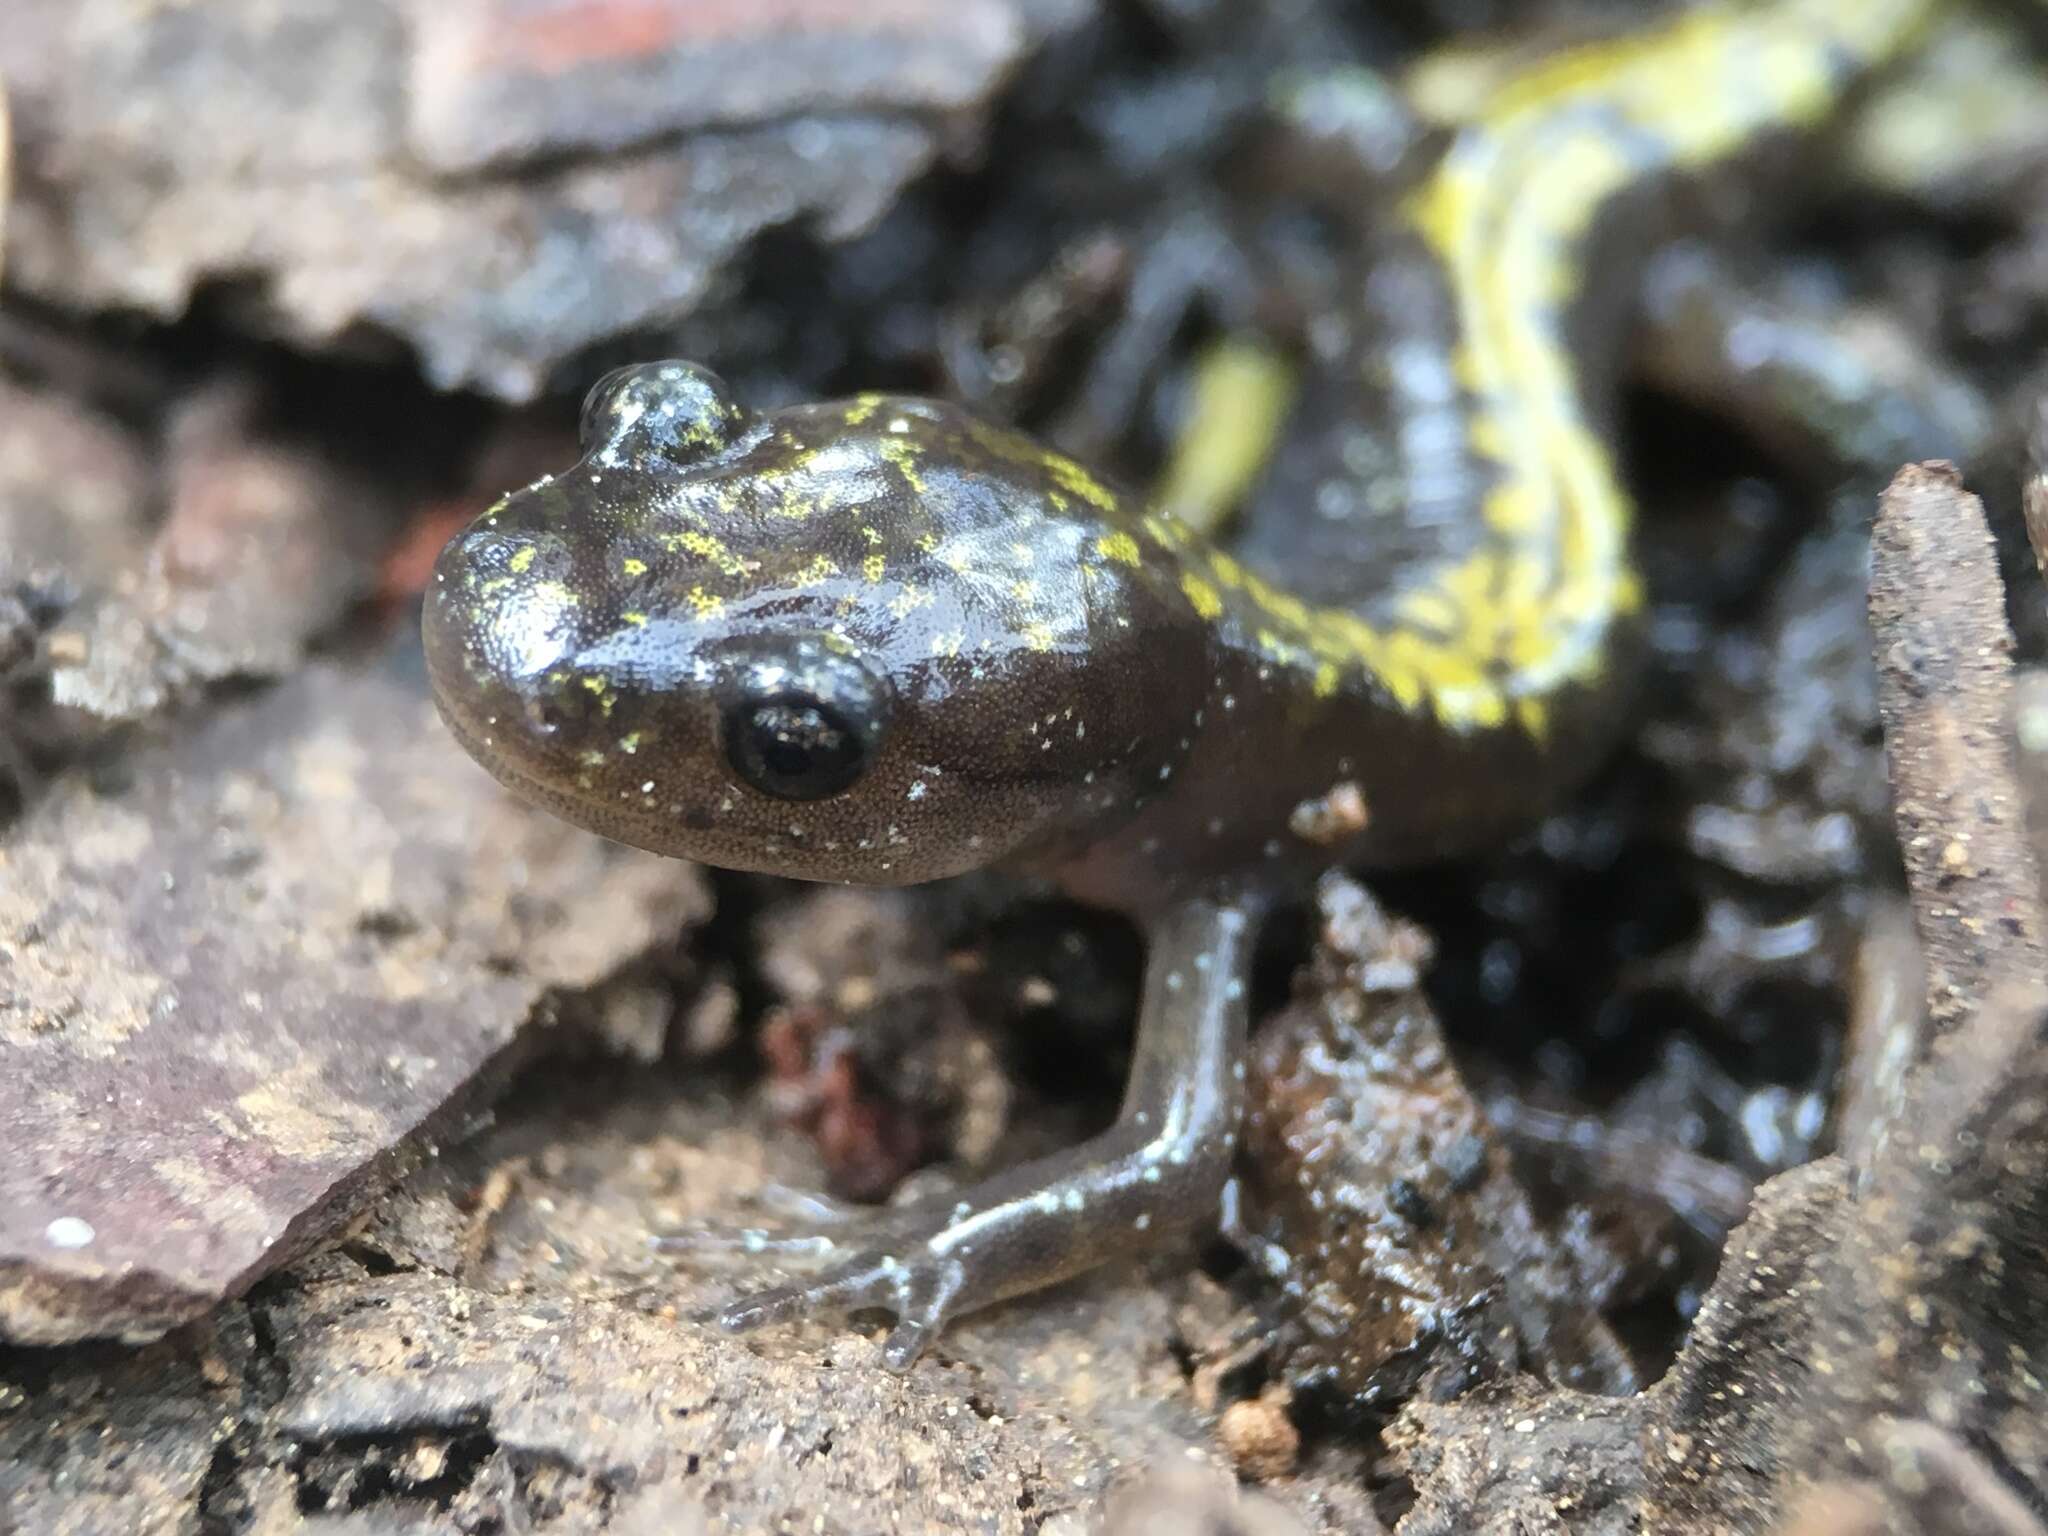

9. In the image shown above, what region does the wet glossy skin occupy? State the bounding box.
[425,0,1947,1367]
[426,371,1218,895]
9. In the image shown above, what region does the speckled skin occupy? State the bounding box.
[423,369,1628,915]
[424,0,1941,1366]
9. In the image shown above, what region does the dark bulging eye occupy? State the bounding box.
[725,693,869,801]
[716,633,892,802]
[578,360,746,460]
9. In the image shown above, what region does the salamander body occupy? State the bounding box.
[424,0,1940,1365]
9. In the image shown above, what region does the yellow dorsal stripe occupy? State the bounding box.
[1289,0,1933,733]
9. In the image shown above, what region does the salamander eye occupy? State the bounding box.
[579,360,747,460]
[724,692,870,801]
[715,635,893,802]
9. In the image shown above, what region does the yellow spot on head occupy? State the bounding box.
[1095,531,1142,568]
[1397,589,1462,634]
[668,530,753,578]
[1435,687,1508,732]
[879,436,929,495]
[621,557,647,577]
[793,554,840,588]
[1024,621,1059,652]
[1242,569,1312,633]
[508,546,536,574]
[1313,661,1340,699]
[1256,629,1300,665]
[1141,514,1188,551]
[844,393,886,426]
[887,587,935,620]
[1374,658,1424,713]
[1047,454,1119,513]
[1180,573,1224,622]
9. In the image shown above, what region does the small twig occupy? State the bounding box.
[1869,462,2048,1046]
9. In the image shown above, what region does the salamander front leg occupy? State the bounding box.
[666,895,1258,1369]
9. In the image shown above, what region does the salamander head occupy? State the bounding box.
[423,361,1209,884]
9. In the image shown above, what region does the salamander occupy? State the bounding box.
[423,0,1944,1368]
